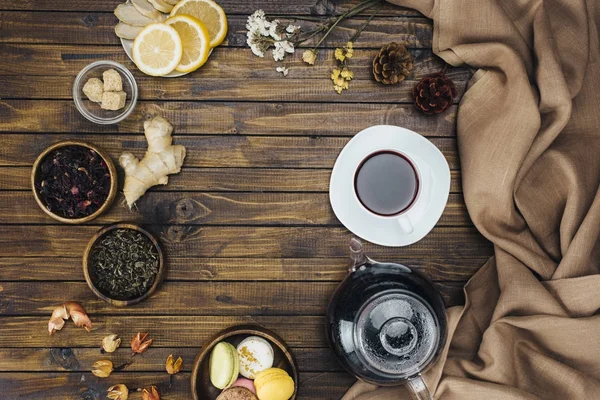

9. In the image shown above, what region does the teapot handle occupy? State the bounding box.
[406,375,433,400]
[349,238,367,272]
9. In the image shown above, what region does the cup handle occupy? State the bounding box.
[397,215,414,234]
[406,375,433,400]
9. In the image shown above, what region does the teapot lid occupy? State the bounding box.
[353,289,440,379]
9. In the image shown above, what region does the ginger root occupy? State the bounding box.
[120,116,186,207]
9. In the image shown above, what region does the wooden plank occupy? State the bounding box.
[0,316,327,348]
[0,75,465,103]
[0,13,433,48]
[0,192,472,226]
[0,281,464,316]
[0,135,459,169]
[0,226,492,258]
[0,347,343,372]
[0,256,485,282]
[0,167,464,193]
[0,372,356,399]
[0,0,421,16]
[0,45,467,81]
[0,99,458,137]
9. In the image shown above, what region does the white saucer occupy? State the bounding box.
[329,125,451,247]
[120,38,213,78]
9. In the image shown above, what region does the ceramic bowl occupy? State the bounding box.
[73,60,138,124]
[83,223,165,306]
[31,140,118,224]
[191,325,299,400]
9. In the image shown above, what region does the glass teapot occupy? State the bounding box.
[326,239,447,400]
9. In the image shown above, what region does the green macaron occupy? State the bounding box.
[209,341,240,389]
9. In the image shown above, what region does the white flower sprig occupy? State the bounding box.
[246,1,383,79]
[246,10,299,64]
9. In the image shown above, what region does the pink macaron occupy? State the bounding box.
[232,377,256,394]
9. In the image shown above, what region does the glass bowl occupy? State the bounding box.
[73,60,138,125]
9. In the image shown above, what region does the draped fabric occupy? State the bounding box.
[343,0,600,398]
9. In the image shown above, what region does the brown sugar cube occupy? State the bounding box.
[103,69,123,92]
[101,91,127,111]
[82,78,104,103]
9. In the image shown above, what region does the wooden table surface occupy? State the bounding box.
[0,1,491,398]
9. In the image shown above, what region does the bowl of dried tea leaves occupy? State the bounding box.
[83,223,165,306]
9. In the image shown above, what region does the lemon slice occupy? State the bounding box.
[165,15,211,72]
[170,0,228,47]
[132,23,183,76]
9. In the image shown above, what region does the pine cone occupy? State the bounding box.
[372,43,414,85]
[413,72,457,114]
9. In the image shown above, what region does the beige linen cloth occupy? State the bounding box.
[343,0,600,399]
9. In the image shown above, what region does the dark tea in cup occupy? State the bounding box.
[354,151,420,216]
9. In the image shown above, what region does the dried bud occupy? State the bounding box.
[107,384,129,400]
[142,385,160,400]
[65,302,92,332]
[166,354,183,375]
[131,332,153,355]
[102,334,121,353]
[48,302,92,335]
[91,359,113,378]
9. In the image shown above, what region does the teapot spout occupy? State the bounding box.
[349,238,367,272]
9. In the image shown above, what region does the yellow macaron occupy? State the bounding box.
[254,368,295,400]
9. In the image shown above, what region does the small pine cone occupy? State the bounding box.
[413,72,457,114]
[372,42,414,85]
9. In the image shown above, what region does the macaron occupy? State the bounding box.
[217,386,258,400]
[210,341,240,389]
[237,336,274,379]
[232,377,257,394]
[254,368,295,400]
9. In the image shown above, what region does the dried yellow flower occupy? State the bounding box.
[107,384,129,400]
[330,68,341,80]
[345,42,354,58]
[102,334,121,353]
[91,359,113,378]
[334,48,345,62]
[341,67,354,80]
[302,50,317,65]
[166,354,183,375]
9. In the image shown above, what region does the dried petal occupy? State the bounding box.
[48,304,69,335]
[66,302,93,332]
[102,334,122,353]
[91,359,113,378]
[131,332,153,355]
[107,384,129,400]
[166,354,183,375]
[142,385,160,400]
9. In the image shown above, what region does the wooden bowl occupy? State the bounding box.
[31,140,118,224]
[191,325,299,400]
[83,223,165,307]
